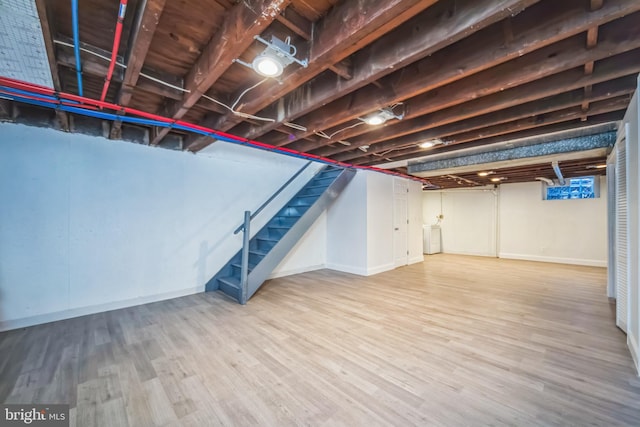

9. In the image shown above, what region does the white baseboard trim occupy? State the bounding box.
[0,286,202,332]
[443,250,496,257]
[269,264,325,279]
[326,262,369,276]
[629,334,640,377]
[367,263,395,276]
[499,253,607,267]
[409,256,424,265]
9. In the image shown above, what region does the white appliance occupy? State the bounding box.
[423,225,442,255]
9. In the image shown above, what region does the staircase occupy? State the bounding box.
[206,164,356,303]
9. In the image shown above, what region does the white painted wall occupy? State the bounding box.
[500,179,607,267]
[366,172,394,274]
[326,172,368,275]
[422,180,607,266]
[423,188,497,257]
[327,171,423,275]
[408,180,424,264]
[270,212,327,279]
[0,123,325,330]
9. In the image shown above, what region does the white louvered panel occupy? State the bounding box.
[616,137,628,333]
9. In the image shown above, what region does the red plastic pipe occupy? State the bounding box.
[100,0,128,102]
[0,76,428,184]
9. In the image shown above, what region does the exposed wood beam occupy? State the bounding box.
[334,78,635,163]
[35,0,69,131]
[237,0,538,142]
[278,1,640,150]
[275,8,311,39]
[55,44,190,102]
[150,0,291,146]
[356,105,626,166]
[294,11,640,151]
[316,51,640,158]
[581,0,603,115]
[186,0,441,151]
[275,8,351,79]
[111,0,167,139]
[329,60,352,80]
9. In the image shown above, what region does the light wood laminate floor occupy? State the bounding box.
[1,255,640,426]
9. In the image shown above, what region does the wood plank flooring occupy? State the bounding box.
[2,254,640,426]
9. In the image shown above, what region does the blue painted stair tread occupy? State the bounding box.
[205,164,355,303]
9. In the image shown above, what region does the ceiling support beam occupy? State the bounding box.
[185,0,440,151]
[277,0,640,151]
[353,97,628,165]
[274,8,352,80]
[367,112,623,166]
[335,77,635,162]
[581,0,604,117]
[149,0,291,146]
[111,0,167,139]
[35,0,69,131]
[317,51,640,158]
[235,0,537,142]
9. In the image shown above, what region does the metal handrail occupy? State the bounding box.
[234,161,313,234]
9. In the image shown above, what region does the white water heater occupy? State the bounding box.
[423,225,442,255]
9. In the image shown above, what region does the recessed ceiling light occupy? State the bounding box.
[418,139,443,149]
[364,115,385,125]
[252,55,283,77]
[478,171,495,177]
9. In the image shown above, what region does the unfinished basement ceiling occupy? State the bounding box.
[2,0,639,187]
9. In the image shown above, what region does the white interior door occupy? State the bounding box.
[394,180,408,267]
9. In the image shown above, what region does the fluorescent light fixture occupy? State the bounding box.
[490,177,506,182]
[477,171,495,177]
[586,164,607,169]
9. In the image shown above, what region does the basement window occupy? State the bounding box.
[544,176,598,200]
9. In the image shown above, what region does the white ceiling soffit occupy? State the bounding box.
[0,0,53,87]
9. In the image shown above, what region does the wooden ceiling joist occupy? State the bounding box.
[277,0,640,151]
[335,77,636,163]
[35,0,69,131]
[110,0,167,139]
[149,0,292,146]
[184,0,440,151]
[235,0,539,142]
[353,96,628,166]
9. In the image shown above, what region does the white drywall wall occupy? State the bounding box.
[423,188,497,257]
[422,180,607,266]
[0,123,325,330]
[326,172,368,275]
[499,179,607,267]
[366,172,394,274]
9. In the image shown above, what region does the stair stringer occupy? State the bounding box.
[245,168,356,301]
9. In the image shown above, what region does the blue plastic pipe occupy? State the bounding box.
[71,0,83,96]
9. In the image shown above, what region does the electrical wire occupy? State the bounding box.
[0,76,428,184]
[231,78,267,110]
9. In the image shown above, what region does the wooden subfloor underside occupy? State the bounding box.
[1,255,640,426]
